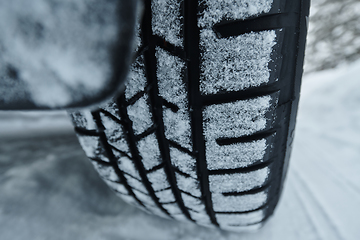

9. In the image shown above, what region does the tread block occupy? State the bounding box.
[147,168,171,191]
[132,189,156,207]
[189,210,212,226]
[100,113,131,157]
[216,208,265,226]
[125,55,147,100]
[156,47,192,150]
[203,95,277,170]
[212,191,268,212]
[181,193,206,212]
[104,179,129,195]
[162,203,183,215]
[152,0,183,47]
[117,156,141,180]
[90,161,119,182]
[77,135,110,162]
[155,188,176,203]
[124,175,147,193]
[175,173,202,198]
[70,111,97,130]
[127,94,153,135]
[198,0,273,28]
[170,147,197,178]
[137,133,163,170]
[209,167,270,193]
[199,29,277,94]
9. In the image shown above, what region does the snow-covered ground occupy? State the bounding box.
[0,60,360,239]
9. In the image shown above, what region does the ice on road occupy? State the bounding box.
[0,60,360,240]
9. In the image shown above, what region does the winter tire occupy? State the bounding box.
[70,0,310,232]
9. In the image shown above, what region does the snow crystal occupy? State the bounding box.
[209,167,270,193]
[70,111,97,130]
[181,193,206,212]
[77,135,110,162]
[147,168,171,191]
[0,0,119,107]
[117,156,141,180]
[155,189,176,203]
[100,113,131,157]
[152,0,183,47]
[200,30,276,94]
[198,0,273,28]
[133,189,156,207]
[104,180,129,195]
[137,133,163,170]
[216,209,265,226]
[170,147,197,178]
[124,175,147,193]
[175,173,202,197]
[127,94,153,135]
[162,203,183,215]
[212,191,268,212]
[125,55,147,100]
[90,161,119,182]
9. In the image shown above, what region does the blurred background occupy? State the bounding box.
[1,0,360,239]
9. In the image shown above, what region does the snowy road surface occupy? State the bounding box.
[1,60,360,240]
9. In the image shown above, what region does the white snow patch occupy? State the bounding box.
[127,94,153,135]
[152,0,182,47]
[117,156,141,180]
[125,55,147,100]
[156,189,176,203]
[200,30,276,94]
[206,139,268,170]
[162,203,183,215]
[209,167,270,193]
[181,193,206,212]
[0,0,118,107]
[147,169,171,191]
[90,161,119,182]
[175,173,202,198]
[133,189,156,207]
[170,147,197,178]
[124,176,147,193]
[104,180,129,195]
[216,209,265,226]
[137,133,162,170]
[70,111,97,130]
[101,113,131,157]
[77,135,109,162]
[198,0,273,28]
[102,101,120,118]
[212,191,267,212]
[189,211,213,226]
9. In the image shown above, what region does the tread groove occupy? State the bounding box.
[74,127,99,136]
[222,182,271,196]
[134,125,157,141]
[99,109,124,125]
[180,190,202,200]
[184,0,219,226]
[88,157,112,166]
[208,159,274,175]
[216,129,276,146]
[202,84,280,106]
[91,111,147,209]
[142,0,194,222]
[168,139,194,156]
[153,35,187,60]
[213,12,299,38]
[146,163,165,173]
[109,144,133,159]
[162,98,180,113]
[116,94,171,217]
